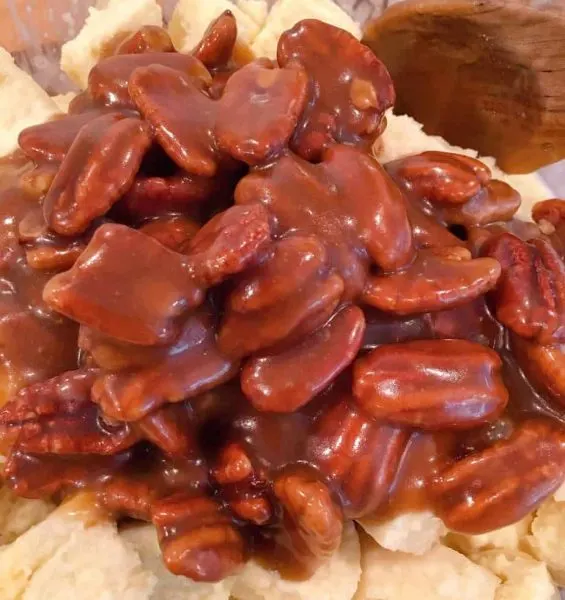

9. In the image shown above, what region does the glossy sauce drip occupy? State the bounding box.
[0,154,78,407]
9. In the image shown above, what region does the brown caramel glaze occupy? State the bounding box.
[0,153,78,408]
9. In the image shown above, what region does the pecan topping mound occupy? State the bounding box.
[0,16,563,585]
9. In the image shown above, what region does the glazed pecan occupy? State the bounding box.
[43,113,152,235]
[404,198,462,249]
[433,420,565,533]
[236,144,414,297]
[0,369,140,455]
[89,52,211,109]
[273,468,343,574]
[79,325,169,371]
[215,59,308,165]
[228,234,327,313]
[277,19,395,160]
[152,493,246,582]
[192,11,237,69]
[218,273,344,358]
[43,224,204,345]
[307,392,408,518]
[183,204,271,287]
[484,233,565,343]
[139,215,200,252]
[386,152,492,205]
[135,402,196,457]
[242,305,366,412]
[18,206,88,271]
[362,246,501,314]
[18,109,112,164]
[19,164,58,199]
[130,60,307,172]
[4,450,133,498]
[113,25,174,55]
[98,476,156,520]
[212,442,272,525]
[467,219,542,257]
[532,198,565,261]
[353,340,508,429]
[120,172,227,221]
[429,180,521,228]
[512,336,565,407]
[91,308,238,421]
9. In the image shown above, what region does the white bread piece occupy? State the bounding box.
[61,0,163,89]
[358,511,446,556]
[526,499,565,586]
[0,503,96,598]
[23,521,155,600]
[238,0,269,26]
[355,536,499,600]
[121,524,236,600]
[231,522,361,600]
[472,550,558,600]
[168,0,267,55]
[378,111,553,220]
[444,516,532,557]
[250,0,362,59]
[51,92,77,114]
[0,487,54,546]
[0,48,60,157]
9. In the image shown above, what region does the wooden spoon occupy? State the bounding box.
[364,0,565,174]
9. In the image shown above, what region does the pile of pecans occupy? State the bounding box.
[1,13,565,584]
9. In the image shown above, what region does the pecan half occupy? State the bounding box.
[387,151,492,205]
[43,224,204,345]
[192,11,237,69]
[278,19,395,160]
[429,180,521,228]
[242,305,366,412]
[139,215,200,252]
[532,198,565,261]
[4,450,133,498]
[362,246,501,314]
[18,110,111,163]
[183,204,271,287]
[228,234,327,313]
[484,233,565,343]
[307,392,408,518]
[92,308,238,421]
[273,468,343,574]
[43,113,152,235]
[0,369,140,455]
[152,493,246,582]
[114,25,174,55]
[512,336,565,407]
[120,172,226,221]
[218,273,344,358]
[212,442,272,525]
[433,420,565,533]
[89,52,211,109]
[18,206,89,271]
[353,340,508,429]
[215,59,308,165]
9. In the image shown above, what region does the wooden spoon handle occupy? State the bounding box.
[364,0,565,174]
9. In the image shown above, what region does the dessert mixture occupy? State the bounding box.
[0,0,563,598]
